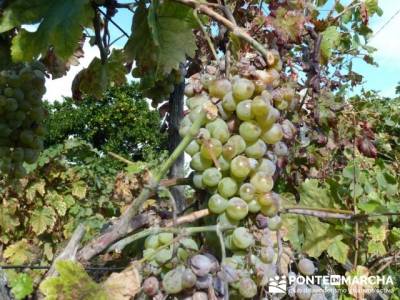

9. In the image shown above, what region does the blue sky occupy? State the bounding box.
[44,0,400,100]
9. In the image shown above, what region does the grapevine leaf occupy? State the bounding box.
[102,265,141,300]
[72,49,127,99]
[125,0,197,80]
[30,206,56,235]
[3,239,35,265]
[0,199,20,232]
[368,224,386,242]
[40,260,107,300]
[367,240,386,256]
[47,192,67,216]
[301,217,336,258]
[327,237,349,264]
[320,26,340,63]
[26,180,46,202]
[2,0,93,62]
[72,181,88,199]
[9,273,34,300]
[298,179,333,208]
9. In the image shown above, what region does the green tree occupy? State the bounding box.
[44,83,167,162]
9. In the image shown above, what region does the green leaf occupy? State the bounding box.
[3,239,35,265]
[125,0,197,81]
[40,260,107,300]
[368,240,386,256]
[9,273,34,300]
[0,199,20,232]
[48,193,67,216]
[368,224,386,242]
[320,26,340,63]
[358,200,386,213]
[26,180,46,202]
[73,49,127,99]
[365,0,379,15]
[1,0,93,61]
[72,181,88,199]
[298,179,333,208]
[327,237,349,264]
[30,206,56,235]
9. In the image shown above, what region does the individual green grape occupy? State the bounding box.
[226,197,248,220]
[209,79,232,99]
[211,125,230,143]
[232,78,255,102]
[256,158,276,176]
[208,194,228,214]
[218,212,239,227]
[230,155,250,179]
[5,98,18,112]
[245,139,267,159]
[222,92,237,112]
[162,268,183,294]
[224,234,239,251]
[248,199,261,213]
[298,258,316,276]
[155,247,173,264]
[239,121,261,142]
[218,177,238,198]
[159,232,174,245]
[185,140,200,156]
[145,235,160,249]
[202,167,222,187]
[189,105,205,123]
[201,73,216,89]
[23,148,40,164]
[11,148,24,162]
[232,227,254,249]
[251,95,271,117]
[190,153,212,171]
[250,172,274,193]
[4,87,14,97]
[238,278,257,298]
[181,269,197,289]
[261,123,283,144]
[206,118,227,133]
[217,155,231,172]
[179,116,192,137]
[0,124,11,137]
[227,135,246,155]
[267,215,282,231]
[222,143,236,160]
[200,138,222,160]
[236,100,254,121]
[260,246,275,263]
[256,107,280,131]
[187,94,209,110]
[196,128,211,142]
[239,183,256,202]
[142,248,156,260]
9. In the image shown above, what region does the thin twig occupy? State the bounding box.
[98,8,130,38]
[93,9,107,63]
[172,0,270,61]
[193,9,218,61]
[352,112,359,268]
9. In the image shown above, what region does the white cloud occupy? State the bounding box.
[369,2,400,65]
[44,43,100,102]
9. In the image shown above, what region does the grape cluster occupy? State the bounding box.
[138,55,328,298]
[0,62,47,177]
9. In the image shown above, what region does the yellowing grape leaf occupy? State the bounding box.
[3,239,35,265]
[0,0,93,62]
[125,0,197,85]
[320,26,340,63]
[72,49,127,99]
[71,181,88,199]
[30,206,56,235]
[327,236,350,264]
[0,199,20,232]
[26,180,46,202]
[40,260,107,300]
[102,264,141,300]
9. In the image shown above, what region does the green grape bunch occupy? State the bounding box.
[0,62,47,178]
[137,54,327,299]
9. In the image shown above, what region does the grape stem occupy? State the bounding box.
[193,9,218,61]
[108,224,234,253]
[172,0,270,61]
[77,110,207,262]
